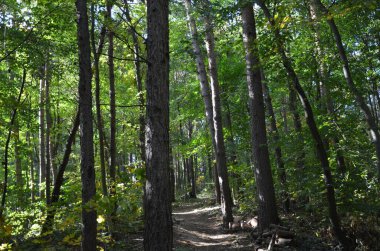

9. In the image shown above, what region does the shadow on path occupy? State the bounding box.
[173,199,254,250]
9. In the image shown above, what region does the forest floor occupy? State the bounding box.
[173,199,254,250]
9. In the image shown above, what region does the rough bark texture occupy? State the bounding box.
[241,4,279,230]
[310,0,379,182]
[107,0,116,195]
[143,0,172,250]
[202,0,234,225]
[256,0,352,248]
[90,3,108,197]
[75,0,97,249]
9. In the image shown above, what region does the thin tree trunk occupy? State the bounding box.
[262,71,289,212]
[14,123,23,203]
[123,0,146,163]
[188,121,196,198]
[256,0,352,248]
[75,0,97,249]
[27,130,35,203]
[42,111,80,233]
[45,63,52,205]
[241,4,279,230]
[0,69,26,219]
[39,67,46,199]
[107,0,116,196]
[202,0,233,226]
[184,0,223,207]
[144,0,172,249]
[90,3,108,197]
[311,0,379,182]
[309,3,347,174]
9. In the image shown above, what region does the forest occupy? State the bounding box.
[0,0,379,250]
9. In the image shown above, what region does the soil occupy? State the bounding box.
[173,199,254,250]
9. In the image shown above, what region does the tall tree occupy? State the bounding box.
[202,0,234,225]
[310,0,380,181]
[255,0,352,248]
[90,3,108,196]
[123,0,146,163]
[143,0,172,250]
[262,72,289,212]
[45,62,52,205]
[0,69,26,219]
[39,66,46,199]
[241,3,279,230]
[107,0,116,195]
[75,0,97,249]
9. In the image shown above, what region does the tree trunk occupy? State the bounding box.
[241,4,279,230]
[123,0,146,163]
[256,0,352,248]
[262,71,289,212]
[308,3,347,175]
[0,69,26,219]
[202,0,234,226]
[39,67,46,199]
[188,122,196,198]
[184,0,223,207]
[42,111,80,233]
[14,123,23,203]
[75,0,97,249]
[310,0,379,182]
[90,3,108,197]
[144,0,172,250]
[27,130,35,203]
[107,0,116,197]
[45,63,52,206]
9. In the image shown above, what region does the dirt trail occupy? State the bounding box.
[173,199,254,250]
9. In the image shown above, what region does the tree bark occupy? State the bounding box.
[188,122,196,198]
[310,0,379,182]
[144,0,172,250]
[45,62,52,205]
[202,0,234,226]
[123,0,146,163]
[90,3,108,197]
[184,0,223,206]
[75,0,97,249]
[256,0,352,248]
[42,111,80,233]
[241,4,279,230]
[107,0,116,196]
[39,67,46,199]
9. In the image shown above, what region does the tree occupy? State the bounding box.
[75,0,97,249]
[255,0,352,248]
[241,2,279,230]
[143,0,172,250]
[184,0,233,225]
[310,0,380,182]
[201,0,234,225]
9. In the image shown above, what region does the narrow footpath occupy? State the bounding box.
[173,199,254,250]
